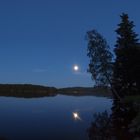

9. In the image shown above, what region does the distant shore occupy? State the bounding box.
[0,84,112,98]
[0,84,57,98]
[58,86,112,97]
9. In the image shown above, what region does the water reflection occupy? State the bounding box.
[0,95,112,140]
[88,111,112,140]
[73,112,82,121]
[87,100,140,140]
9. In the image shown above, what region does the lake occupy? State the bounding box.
[0,94,112,140]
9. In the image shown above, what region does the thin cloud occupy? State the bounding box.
[74,71,90,77]
[32,68,47,73]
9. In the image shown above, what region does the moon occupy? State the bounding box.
[73,65,79,71]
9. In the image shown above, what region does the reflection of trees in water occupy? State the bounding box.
[111,100,137,140]
[87,101,139,140]
[88,111,112,140]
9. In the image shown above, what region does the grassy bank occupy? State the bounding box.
[125,95,140,104]
[124,95,140,136]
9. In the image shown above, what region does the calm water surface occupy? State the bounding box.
[0,94,112,140]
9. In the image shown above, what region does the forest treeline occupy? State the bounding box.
[0,84,111,98]
[58,86,112,97]
[0,84,57,98]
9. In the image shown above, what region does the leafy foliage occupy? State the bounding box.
[86,30,113,86]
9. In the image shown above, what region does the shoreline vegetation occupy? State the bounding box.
[58,86,112,97]
[0,84,57,98]
[0,84,111,98]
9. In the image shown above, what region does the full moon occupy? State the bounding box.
[73,65,79,71]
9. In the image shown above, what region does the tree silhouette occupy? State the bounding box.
[113,13,140,97]
[86,30,121,100]
[87,30,113,86]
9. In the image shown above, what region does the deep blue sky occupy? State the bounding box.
[0,0,140,88]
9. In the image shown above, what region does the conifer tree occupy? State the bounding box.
[113,13,140,96]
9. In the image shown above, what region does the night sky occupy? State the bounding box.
[0,0,140,88]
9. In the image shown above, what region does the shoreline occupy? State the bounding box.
[0,84,112,98]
